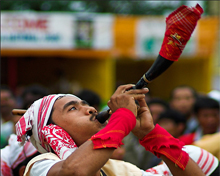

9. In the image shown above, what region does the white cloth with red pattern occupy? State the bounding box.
[15,94,79,159]
[41,124,78,160]
[1,134,38,176]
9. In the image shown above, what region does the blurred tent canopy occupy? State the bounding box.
[1,1,209,15]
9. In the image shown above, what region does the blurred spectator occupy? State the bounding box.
[123,132,153,170]
[147,109,187,168]
[1,134,39,176]
[147,98,170,124]
[1,85,17,122]
[157,109,187,138]
[1,85,48,174]
[50,69,78,94]
[178,96,220,145]
[76,89,101,112]
[20,84,49,109]
[122,98,169,170]
[1,85,19,148]
[14,85,26,109]
[169,85,198,134]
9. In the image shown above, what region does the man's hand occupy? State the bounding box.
[132,96,155,139]
[107,84,148,117]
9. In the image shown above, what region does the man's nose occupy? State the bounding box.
[85,106,97,115]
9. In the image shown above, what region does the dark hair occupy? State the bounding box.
[194,96,220,114]
[158,109,187,125]
[170,85,198,100]
[47,107,56,125]
[148,98,170,110]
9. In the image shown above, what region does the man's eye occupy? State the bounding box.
[70,107,77,111]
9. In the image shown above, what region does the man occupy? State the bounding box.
[157,109,186,138]
[178,96,220,145]
[169,85,198,134]
[148,98,170,124]
[1,85,19,148]
[16,4,215,176]
[15,85,218,176]
[146,109,187,168]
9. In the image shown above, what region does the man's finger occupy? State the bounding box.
[131,94,146,100]
[126,88,149,95]
[115,84,135,94]
[137,97,148,108]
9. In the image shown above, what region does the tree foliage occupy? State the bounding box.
[1,1,208,15]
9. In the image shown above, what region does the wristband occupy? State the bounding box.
[139,124,189,170]
[91,108,136,149]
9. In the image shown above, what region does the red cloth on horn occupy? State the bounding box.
[139,124,189,170]
[91,108,136,149]
[159,4,203,61]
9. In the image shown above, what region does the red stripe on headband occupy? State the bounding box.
[16,116,26,142]
[37,95,56,147]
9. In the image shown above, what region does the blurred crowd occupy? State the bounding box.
[1,83,220,175]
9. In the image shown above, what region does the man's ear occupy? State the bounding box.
[19,165,26,176]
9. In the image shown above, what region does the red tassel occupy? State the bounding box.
[159,4,203,61]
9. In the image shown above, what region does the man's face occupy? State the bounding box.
[0,90,16,115]
[197,108,219,135]
[51,96,106,146]
[149,104,167,123]
[157,119,177,137]
[170,88,195,117]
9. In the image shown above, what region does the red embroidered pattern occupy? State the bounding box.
[42,124,78,159]
[146,168,159,174]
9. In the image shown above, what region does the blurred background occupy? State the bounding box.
[1,1,219,107]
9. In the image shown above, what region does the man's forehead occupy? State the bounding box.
[174,89,194,96]
[53,96,81,108]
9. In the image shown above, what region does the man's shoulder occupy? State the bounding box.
[24,153,60,176]
[31,153,60,161]
[102,159,142,176]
